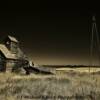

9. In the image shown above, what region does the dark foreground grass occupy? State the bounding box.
[0,72,100,100]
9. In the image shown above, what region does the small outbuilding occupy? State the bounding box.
[0,35,28,72]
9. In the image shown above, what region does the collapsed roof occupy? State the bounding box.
[0,44,17,59]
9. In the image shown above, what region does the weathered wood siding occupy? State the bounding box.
[0,52,6,72]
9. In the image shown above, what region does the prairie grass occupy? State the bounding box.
[0,71,100,100]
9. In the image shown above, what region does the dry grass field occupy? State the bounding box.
[0,68,100,100]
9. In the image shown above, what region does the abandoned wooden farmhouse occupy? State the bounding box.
[0,35,28,72]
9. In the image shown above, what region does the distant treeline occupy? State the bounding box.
[41,65,100,68]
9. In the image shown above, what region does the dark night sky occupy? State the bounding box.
[0,1,100,65]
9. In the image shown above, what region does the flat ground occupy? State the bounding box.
[0,68,100,100]
[55,67,100,73]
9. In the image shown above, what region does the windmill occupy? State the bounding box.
[89,16,100,72]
